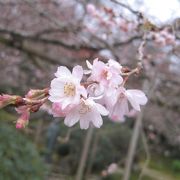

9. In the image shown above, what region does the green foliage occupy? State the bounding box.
[172,160,180,172]
[54,121,133,174]
[101,173,122,180]
[91,122,132,172]
[0,123,45,180]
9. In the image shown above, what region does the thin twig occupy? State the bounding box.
[138,130,151,180]
[110,0,141,17]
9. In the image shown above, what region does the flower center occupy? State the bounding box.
[79,101,91,114]
[64,82,76,97]
[101,69,112,80]
[119,91,125,99]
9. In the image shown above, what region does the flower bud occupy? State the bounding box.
[26,88,49,99]
[15,106,30,129]
[0,94,22,109]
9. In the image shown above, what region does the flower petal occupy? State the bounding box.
[64,108,80,127]
[48,96,63,102]
[72,65,83,81]
[49,87,64,97]
[125,89,147,111]
[86,60,93,69]
[91,109,103,128]
[95,103,109,116]
[83,70,92,75]
[55,66,71,78]
[80,116,90,129]
[110,97,129,122]
[61,97,73,109]
[50,78,65,89]
[77,86,87,98]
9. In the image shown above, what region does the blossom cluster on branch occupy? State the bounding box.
[0,59,147,130]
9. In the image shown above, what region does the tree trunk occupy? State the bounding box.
[75,126,94,180]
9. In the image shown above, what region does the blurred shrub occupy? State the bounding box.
[0,123,45,180]
[101,173,122,180]
[54,120,133,174]
[172,160,180,172]
[91,122,132,172]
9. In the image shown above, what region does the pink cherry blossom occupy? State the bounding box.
[52,102,74,117]
[48,65,87,109]
[64,98,109,129]
[87,59,123,87]
[109,87,147,122]
[107,59,122,73]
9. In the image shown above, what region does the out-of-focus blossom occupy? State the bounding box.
[150,28,175,46]
[86,4,96,16]
[107,163,118,174]
[49,65,87,109]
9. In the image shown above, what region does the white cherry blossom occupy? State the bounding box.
[49,65,87,109]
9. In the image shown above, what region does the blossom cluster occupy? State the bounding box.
[85,3,136,38]
[149,28,176,46]
[49,59,147,129]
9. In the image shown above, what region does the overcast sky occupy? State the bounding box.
[128,0,180,24]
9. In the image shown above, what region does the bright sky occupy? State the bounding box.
[128,0,180,24]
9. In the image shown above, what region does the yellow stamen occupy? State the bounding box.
[79,100,91,114]
[64,82,76,97]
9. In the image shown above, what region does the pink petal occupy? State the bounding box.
[48,96,63,102]
[127,90,147,105]
[55,66,71,78]
[49,87,64,97]
[94,103,109,116]
[52,103,66,117]
[84,70,91,75]
[50,78,65,89]
[61,97,73,109]
[110,98,129,122]
[80,116,90,129]
[72,65,83,81]
[77,86,87,98]
[91,110,103,128]
[125,90,147,111]
[64,109,80,127]
[86,60,92,69]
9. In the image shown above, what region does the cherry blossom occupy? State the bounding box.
[63,98,109,129]
[49,65,87,109]
[109,87,148,122]
[87,58,123,88]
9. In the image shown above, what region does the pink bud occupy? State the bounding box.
[0,94,19,108]
[15,106,30,129]
[16,122,24,129]
[26,88,48,99]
